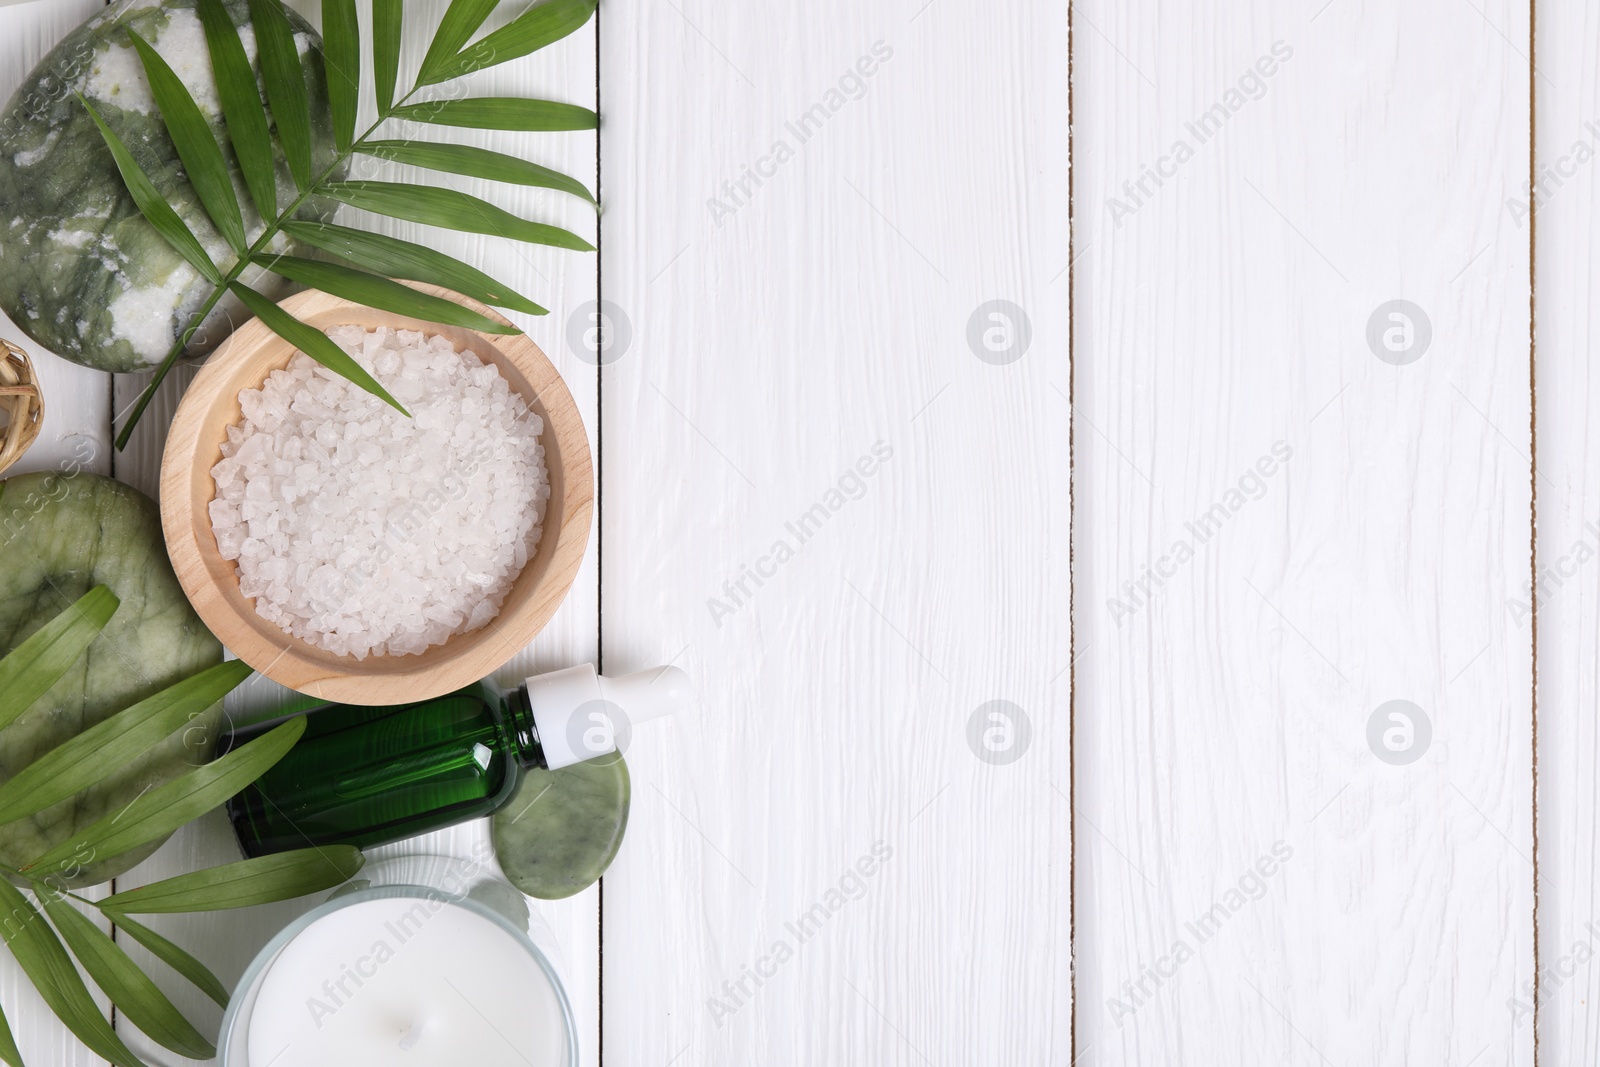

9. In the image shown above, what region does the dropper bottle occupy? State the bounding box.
[220,664,687,856]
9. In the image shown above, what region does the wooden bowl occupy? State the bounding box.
[161,286,592,705]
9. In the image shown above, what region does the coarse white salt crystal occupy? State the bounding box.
[209,326,550,659]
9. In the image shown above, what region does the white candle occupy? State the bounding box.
[244,896,569,1067]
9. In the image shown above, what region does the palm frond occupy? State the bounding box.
[104,0,599,450]
[0,595,367,1050]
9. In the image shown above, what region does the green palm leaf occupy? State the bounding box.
[323,0,361,153]
[0,661,253,827]
[196,0,278,221]
[101,848,364,914]
[23,718,307,879]
[230,284,410,414]
[249,0,314,190]
[373,0,403,115]
[0,880,147,1067]
[282,221,547,314]
[0,586,118,734]
[40,897,214,1061]
[254,255,519,333]
[128,33,247,254]
[391,96,597,131]
[0,539,372,1054]
[359,140,595,202]
[78,96,222,285]
[322,180,594,250]
[0,1001,21,1067]
[99,0,599,448]
[111,916,229,1008]
[429,0,596,82]
[417,0,501,86]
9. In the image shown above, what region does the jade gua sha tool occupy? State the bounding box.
[220,663,687,855]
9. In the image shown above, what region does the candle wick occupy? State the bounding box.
[398,1020,426,1051]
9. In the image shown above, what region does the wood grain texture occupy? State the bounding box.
[2,0,1549,1062]
[5,0,602,1060]
[597,1,1071,1063]
[1534,2,1600,1061]
[1073,1,1533,1064]
[0,6,119,1066]
[0,0,110,488]
[108,1,603,1064]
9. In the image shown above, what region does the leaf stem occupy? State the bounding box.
[0,863,103,911]
[115,85,424,451]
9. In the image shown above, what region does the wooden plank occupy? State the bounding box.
[0,0,110,487]
[597,1,1070,1062]
[1533,2,1600,1060]
[1073,3,1533,1064]
[110,2,601,1064]
[0,6,117,1066]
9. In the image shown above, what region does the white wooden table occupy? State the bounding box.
[1,0,1586,1063]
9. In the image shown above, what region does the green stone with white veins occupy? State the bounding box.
[492,755,631,901]
[0,472,223,887]
[0,0,340,372]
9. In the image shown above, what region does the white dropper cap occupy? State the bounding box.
[523,663,689,770]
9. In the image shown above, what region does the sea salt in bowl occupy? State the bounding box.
[161,286,593,706]
[212,328,550,660]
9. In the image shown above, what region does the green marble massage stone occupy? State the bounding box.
[0,472,223,887]
[0,0,338,371]
[491,755,631,900]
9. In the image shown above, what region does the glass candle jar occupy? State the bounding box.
[218,855,576,1067]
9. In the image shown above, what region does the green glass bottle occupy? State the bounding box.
[222,664,685,856]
